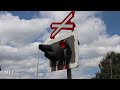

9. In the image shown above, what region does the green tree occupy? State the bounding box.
[92,51,120,79]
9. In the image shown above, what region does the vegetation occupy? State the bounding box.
[92,51,120,79]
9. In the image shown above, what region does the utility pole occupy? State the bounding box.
[110,59,112,79]
[36,50,39,79]
[0,65,1,71]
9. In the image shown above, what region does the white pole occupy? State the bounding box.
[36,50,39,79]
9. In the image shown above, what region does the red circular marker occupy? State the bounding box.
[59,40,67,49]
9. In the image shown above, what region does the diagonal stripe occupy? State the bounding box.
[51,13,73,37]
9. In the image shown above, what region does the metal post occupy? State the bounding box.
[67,69,72,79]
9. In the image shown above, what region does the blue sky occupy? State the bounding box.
[0,11,120,79]
[102,11,120,35]
[8,11,39,20]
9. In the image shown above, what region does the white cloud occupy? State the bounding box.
[0,11,120,79]
[0,12,51,47]
[81,57,103,67]
[92,34,120,47]
[39,11,69,22]
[77,16,106,44]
